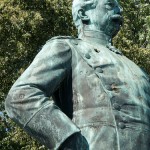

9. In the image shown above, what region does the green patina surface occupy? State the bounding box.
[5,0,150,149]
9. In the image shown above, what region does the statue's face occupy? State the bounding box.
[89,0,123,37]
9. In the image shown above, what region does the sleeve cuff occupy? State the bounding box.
[24,103,80,149]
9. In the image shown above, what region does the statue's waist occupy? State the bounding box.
[72,106,150,129]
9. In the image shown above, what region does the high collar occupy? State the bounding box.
[78,30,123,55]
[78,30,112,46]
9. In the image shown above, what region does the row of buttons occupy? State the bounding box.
[85,49,123,114]
[107,84,126,129]
[113,104,126,129]
[106,82,122,129]
[83,44,126,129]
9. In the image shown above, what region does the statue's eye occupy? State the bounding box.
[105,2,115,10]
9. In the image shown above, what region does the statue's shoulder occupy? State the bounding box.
[44,36,79,53]
[46,36,76,43]
[51,36,75,40]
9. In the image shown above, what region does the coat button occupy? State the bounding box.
[122,117,128,123]
[72,40,78,45]
[85,53,91,59]
[118,122,126,129]
[96,67,103,73]
[94,48,100,53]
[113,103,121,111]
[105,85,112,91]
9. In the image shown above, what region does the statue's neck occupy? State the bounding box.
[78,30,112,46]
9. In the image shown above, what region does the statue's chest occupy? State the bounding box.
[72,43,150,105]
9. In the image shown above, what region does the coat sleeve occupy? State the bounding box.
[5,39,80,150]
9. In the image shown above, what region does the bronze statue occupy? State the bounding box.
[5,0,150,149]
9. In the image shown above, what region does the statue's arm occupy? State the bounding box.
[5,39,80,149]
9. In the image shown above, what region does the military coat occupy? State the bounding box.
[5,34,150,150]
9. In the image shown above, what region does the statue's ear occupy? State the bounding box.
[78,9,90,22]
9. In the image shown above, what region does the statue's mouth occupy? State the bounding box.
[110,14,123,26]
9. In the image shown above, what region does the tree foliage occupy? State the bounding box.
[114,0,150,72]
[0,0,150,149]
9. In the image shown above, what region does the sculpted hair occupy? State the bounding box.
[72,0,97,33]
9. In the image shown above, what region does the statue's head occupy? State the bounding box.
[72,0,123,37]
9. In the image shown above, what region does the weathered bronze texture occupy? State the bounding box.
[5,0,150,149]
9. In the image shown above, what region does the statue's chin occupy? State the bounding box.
[106,23,121,37]
[107,14,123,37]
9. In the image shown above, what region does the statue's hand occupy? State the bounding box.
[59,132,89,150]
